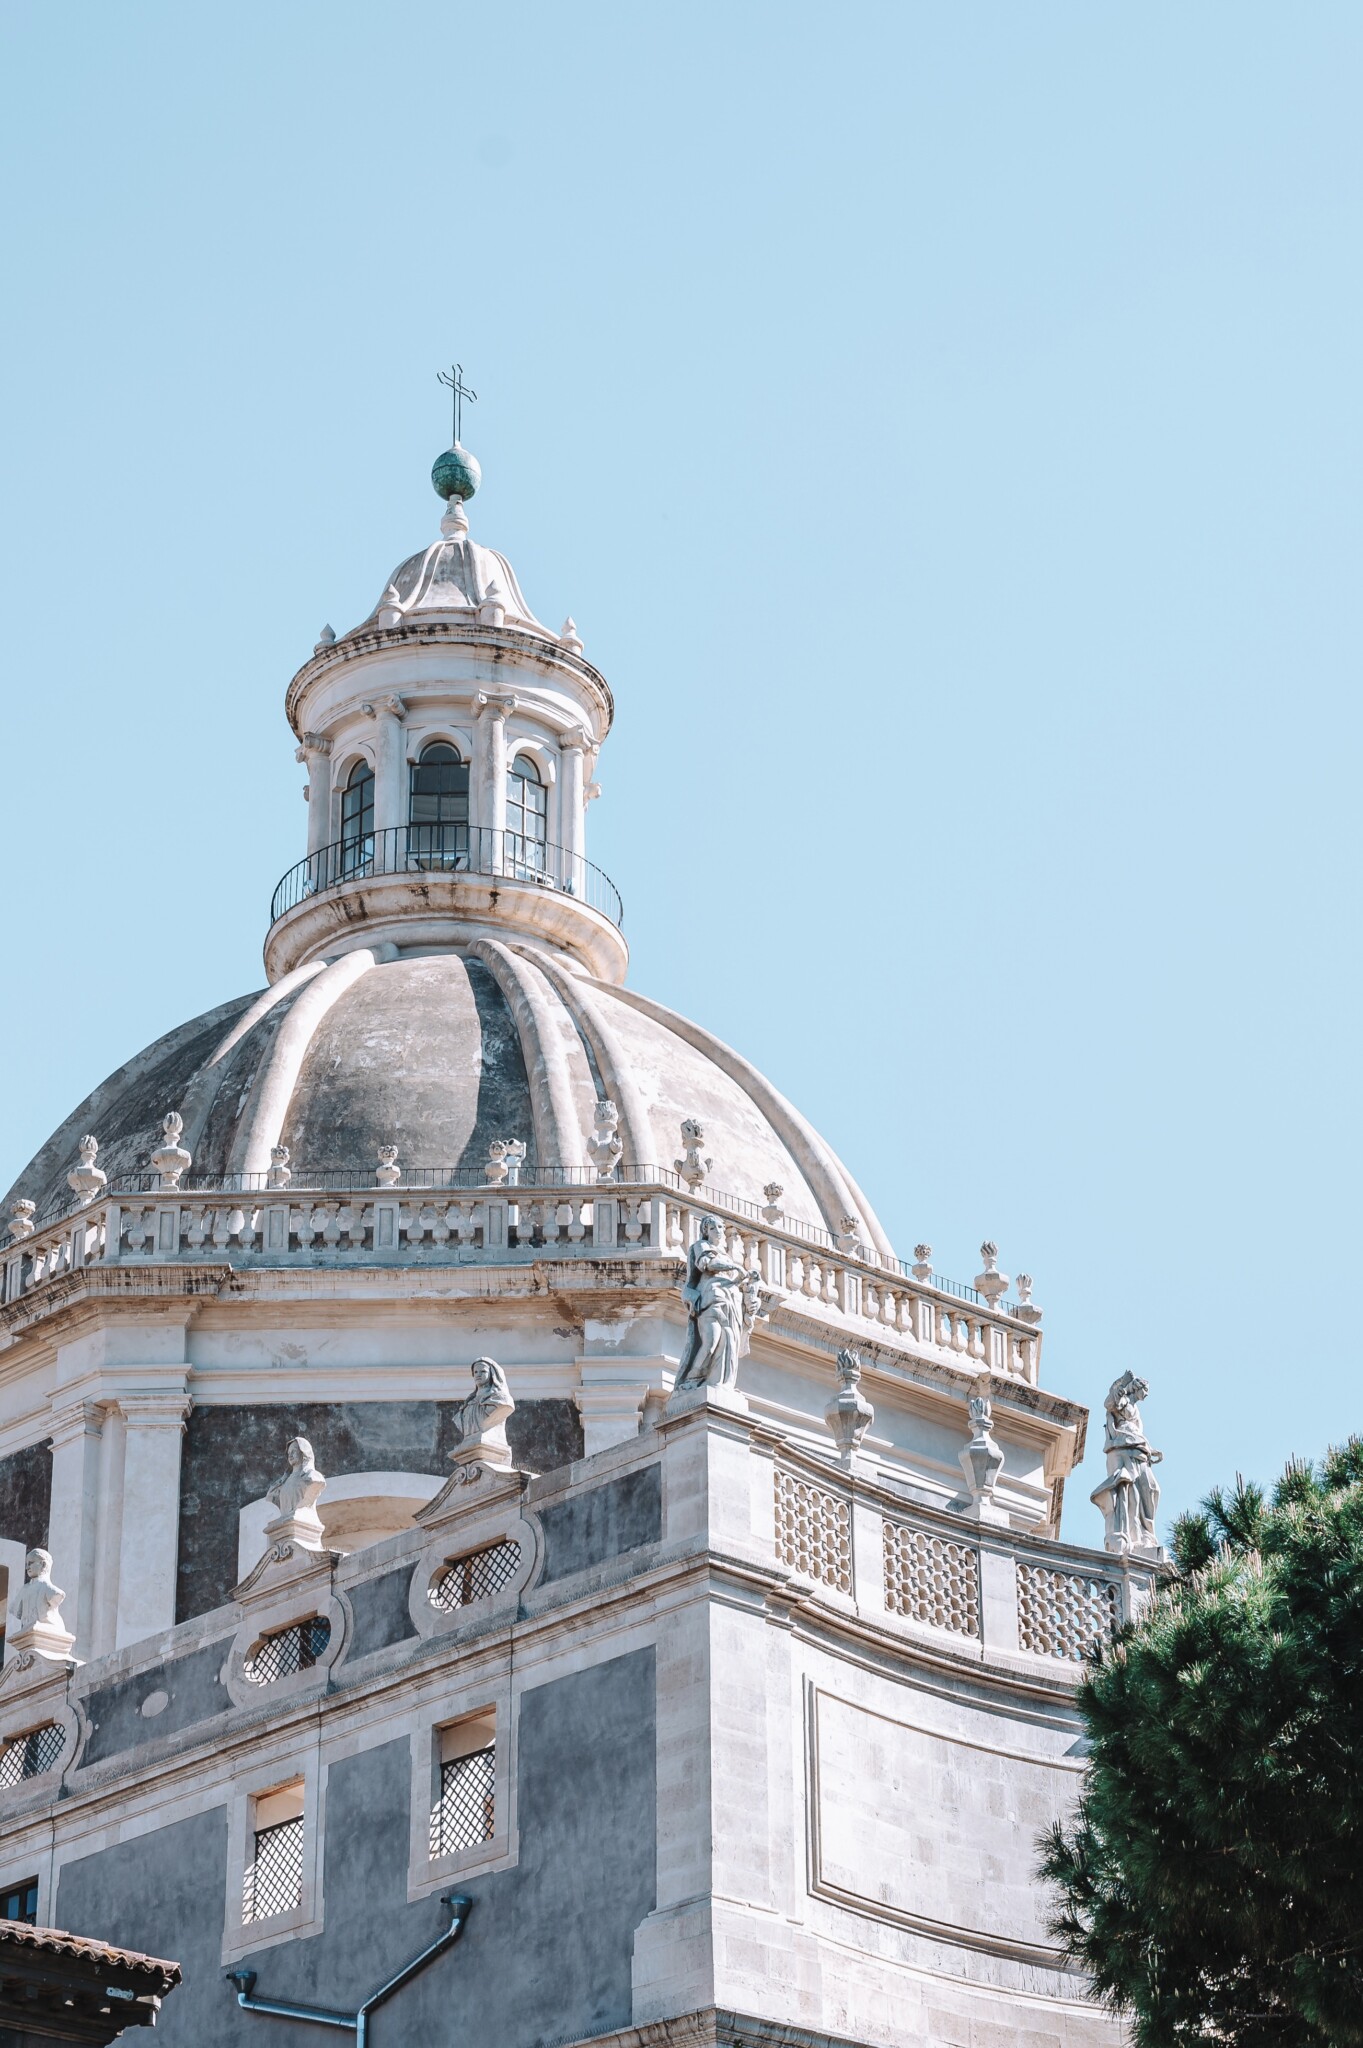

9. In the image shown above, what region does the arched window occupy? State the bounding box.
[506,754,547,870]
[409,743,469,866]
[339,760,374,876]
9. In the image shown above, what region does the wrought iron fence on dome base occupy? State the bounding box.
[268,825,624,930]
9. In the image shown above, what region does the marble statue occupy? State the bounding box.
[1090,1371,1163,1555]
[265,1436,327,1546]
[674,1216,762,1393]
[452,1357,515,1464]
[8,1548,70,1644]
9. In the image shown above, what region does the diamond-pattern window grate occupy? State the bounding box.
[773,1469,852,1593]
[429,1540,521,1615]
[243,1615,332,1687]
[1017,1562,1120,1662]
[242,1816,304,1923]
[0,1723,65,1790]
[429,1745,495,1858]
[883,1521,980,1637]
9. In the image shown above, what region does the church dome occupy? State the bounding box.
[361,516,545,634]
[3,948,893,1258]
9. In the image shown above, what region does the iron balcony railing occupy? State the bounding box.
[269,824,624,930]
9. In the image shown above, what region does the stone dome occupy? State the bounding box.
[364,527,545,633]
[4,946,893,1258]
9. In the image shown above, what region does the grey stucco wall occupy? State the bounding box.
[81,1637,233,1768]
[176,1399,584,1622]
[0,1442,51,1556]
[345,1562,419,1660]
[537,1464,662,1585]
[53,1645,657,2048]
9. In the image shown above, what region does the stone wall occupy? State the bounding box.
[175,1397,583,1620]
[52,1649,656,2048]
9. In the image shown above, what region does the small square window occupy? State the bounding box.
[0,1878,37,1925]
[243,1782,304,1924]
[430,1711,496,1859]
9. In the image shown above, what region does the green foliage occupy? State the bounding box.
[1040,1440,1363,2047]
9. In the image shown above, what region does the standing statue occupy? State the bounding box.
[673,1216,763,1393]
[265,1436,327,1547]
[1090,1371,1164,1555]
[452,1356,516,1460]
[8,1547,69,1642]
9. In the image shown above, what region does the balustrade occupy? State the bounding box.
[1,1173,1041,1383]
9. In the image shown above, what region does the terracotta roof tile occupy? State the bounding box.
[0,1920,181,1987]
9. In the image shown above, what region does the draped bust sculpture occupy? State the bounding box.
[1090,1371,1164,1555]
[451,1356,515,1467]
[264,1436,327,1549]
[673,1216,764,1395]
[8,1547,71,1649]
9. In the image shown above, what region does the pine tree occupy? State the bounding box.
[1039,1439,1363,2047]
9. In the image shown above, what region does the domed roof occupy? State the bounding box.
[364,527,545,634]
[4,949,893,1258]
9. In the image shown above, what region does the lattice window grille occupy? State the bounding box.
[773,1470,852,1593]
[882,1521,980,1637]
[242,1615,332,1687]
[0,1723,65,1789]
[1017,1562,1120,1662]
[428,1541,521,1614]
[429,1745,496,1858]
[242,1817,304,1923]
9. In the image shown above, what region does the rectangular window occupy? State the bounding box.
[430,1711,496,1859]
[0,1879,37,1925]
[243,1783,304,1924]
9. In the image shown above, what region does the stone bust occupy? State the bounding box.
[266,1436,326,1524]
[452,1356,515,1454]
[8,1547,67,1638]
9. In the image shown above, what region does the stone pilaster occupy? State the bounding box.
[560,728,588,884]
[114,1387,192,1649]
[373,694,407,836]
[297,732,333,856]
[45,1399,105,1659]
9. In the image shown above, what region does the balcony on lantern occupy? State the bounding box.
[264,823,625,981]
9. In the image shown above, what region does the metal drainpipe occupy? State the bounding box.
[227,1893,473,2042]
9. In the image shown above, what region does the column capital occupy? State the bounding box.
[561,726,589,756]
[117,1390,193,1430]
[475,691,518,721]
[47,1398,105,1448]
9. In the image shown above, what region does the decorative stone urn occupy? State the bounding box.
[959,1386,1007,1523]
[825,1348,875,1463]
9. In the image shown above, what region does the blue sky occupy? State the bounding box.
[2,4,1359,1537]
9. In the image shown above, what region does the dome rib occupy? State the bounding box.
[466,941,592,1171]
[593,981,895,1260]
[177,958,329,1160]
[232,947,394,1177]
[523,951,655,1169]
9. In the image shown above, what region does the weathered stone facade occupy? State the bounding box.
[0,444,1150,2046]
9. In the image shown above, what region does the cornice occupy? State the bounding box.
[284,620,614,739]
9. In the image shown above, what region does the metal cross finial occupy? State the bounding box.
[437,363,477,446]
